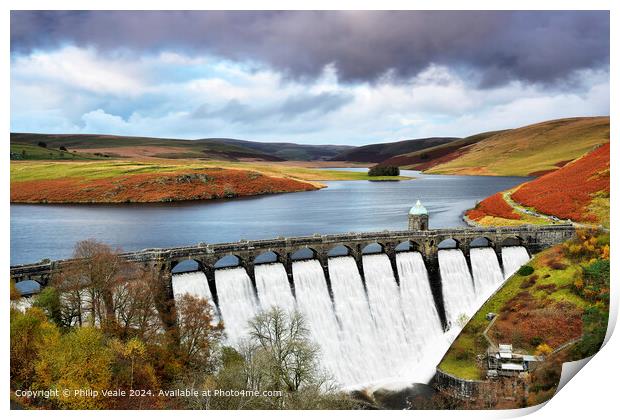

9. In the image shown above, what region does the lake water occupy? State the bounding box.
[10,170,530,265]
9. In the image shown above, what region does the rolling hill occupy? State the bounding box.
[512,143,610,226]
[10,133,352,162]
[412,117,609,176]
[465,143,610,228]
[207,138,352,161]
[328,137,459,163]
[380,130,506,169]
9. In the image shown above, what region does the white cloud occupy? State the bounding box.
[12,47,147,96]
[10,47,609,144]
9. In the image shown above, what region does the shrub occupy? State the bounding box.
[59,145,67,151]
[535,343,553,356]
[368,165,400,176]
[37,141,47,148]
[549,261,567,270]
[517,265,535,276]
[519,276,536,289]
[530,337,543,347]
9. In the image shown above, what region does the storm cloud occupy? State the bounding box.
[11,10,609,86]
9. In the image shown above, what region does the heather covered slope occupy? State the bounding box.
[466,143,610,228]
[422,117,609,176]
[329,137,458,163]
[512,143,610,226]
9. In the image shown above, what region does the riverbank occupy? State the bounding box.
[10,160,411,204]
[11,167,322,204]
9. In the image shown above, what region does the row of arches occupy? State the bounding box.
[171,236,525,273]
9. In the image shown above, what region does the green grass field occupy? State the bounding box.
[10,143,105,161]
[10,160,413,183]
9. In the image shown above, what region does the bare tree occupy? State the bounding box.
[248,307,321,392]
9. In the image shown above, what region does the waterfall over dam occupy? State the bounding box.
[502,246,531,279]
[171,245,532,387]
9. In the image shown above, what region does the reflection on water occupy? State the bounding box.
[10,170,530,265]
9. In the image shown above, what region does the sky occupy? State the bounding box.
[10,11,610,145]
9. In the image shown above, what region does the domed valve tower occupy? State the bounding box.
[408,199,429,230]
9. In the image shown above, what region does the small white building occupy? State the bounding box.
[487,344,544,378]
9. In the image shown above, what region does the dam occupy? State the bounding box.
[10,201,575,387]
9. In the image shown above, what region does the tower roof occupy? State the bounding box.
[409,199,428,215]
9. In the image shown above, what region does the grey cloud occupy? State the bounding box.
[11,11,609,86]
[192,91,353,123]
[278,92,352,117]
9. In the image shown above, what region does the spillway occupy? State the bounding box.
[328,256,383,384]
[438,249,476,327]
[171,245,535,388]
[254,263,295,312]
[397,252,443,351]
[292,260,345,383]
[470,247,505,306]
[501,246,531,279]
[215,267,258,346]
[362,254,411,378]
[172,271,214,302]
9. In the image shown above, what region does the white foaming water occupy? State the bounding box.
[397,252,443,352]
[172,271,214,303]
[328,256,384,384]
[292,260,345,382]
[362,254,411,378]
[215,267,258,346]
[254,263,295,312]
[438,249,476,326]
[470,247,505,306]
[502,246,531,279]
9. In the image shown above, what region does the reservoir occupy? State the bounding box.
[10,170,530,265]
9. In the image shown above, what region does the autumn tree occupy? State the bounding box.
[176,293,224,370]
[52,239,163,339]
[33,326,113,409]
[10,307,60,389]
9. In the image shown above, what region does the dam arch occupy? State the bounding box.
[327,244,353,257]
[214,254,242,268]
[501,236,523,247]
[469,236,494,248]
[437,238,460,249]
[290,247,318,261]
[253,251,282,265]
[362,242,384,255]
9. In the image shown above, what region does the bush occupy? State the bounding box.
[530,337,543,347]
[37,141,47,148]
[59,145,67,151]
[517,265,535,276]
[368,165,400,176]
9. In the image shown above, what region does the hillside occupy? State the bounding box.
[329,137,458,163]
[466,143,610,228]
[420,117,609,176]
[10,133,351,162]
[208,138,352,161]
[512,143,610,226]
[381,131,505,169]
